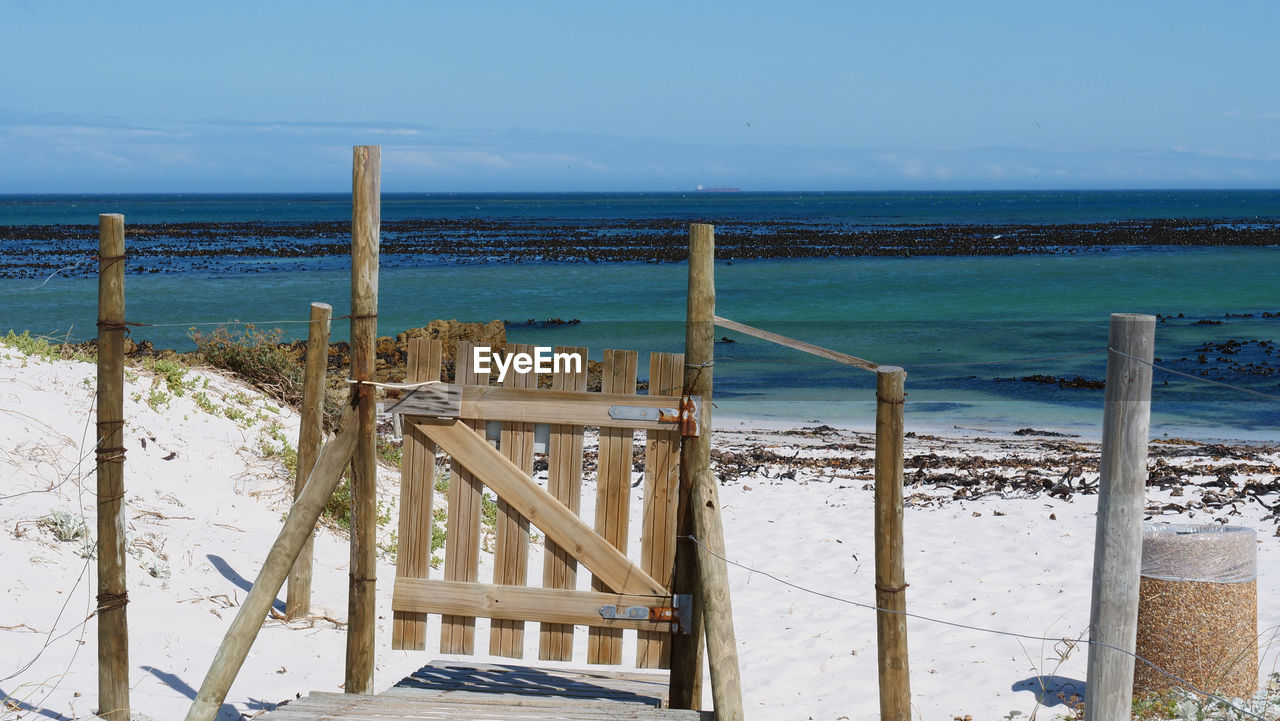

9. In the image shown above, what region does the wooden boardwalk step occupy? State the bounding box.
[256,661,711,720]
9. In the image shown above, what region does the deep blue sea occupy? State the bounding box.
[3,189,1280,225]
[2,191,1278,439]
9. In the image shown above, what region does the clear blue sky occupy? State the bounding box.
[2,1,1278,192]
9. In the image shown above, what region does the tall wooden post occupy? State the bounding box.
[670,225,711,709]
[690,469,744,721]
[185,408,359,721]
[671,223,744,720]
[346,145,380,694]
[1085,313,1155,721]
[874,366,910,721]
[96,213,130,721]
[287,301,332,618]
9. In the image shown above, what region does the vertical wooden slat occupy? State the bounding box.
[539,346,589,662]
[589,349,639,665]
[392,338,441,650]
[441,340,488,654]
[637,352,684,669]
[96,213,130,721]
[491,343,536,657]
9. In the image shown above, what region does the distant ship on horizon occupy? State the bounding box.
[695,185,740,192]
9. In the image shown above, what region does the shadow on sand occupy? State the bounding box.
[1012,674,1087,708]
[207,554,286,615]
[141,665,278,720]
[0,686,68,720]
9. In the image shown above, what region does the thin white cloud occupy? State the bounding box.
[2,109,1280,191]
[366,128,421,137]
[511,152,607,173]
[9,123,191,140]
[390,148,514,171]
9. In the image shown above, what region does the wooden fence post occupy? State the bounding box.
[1085,313,1156,720]
[346,144,380,694]
[691,469,744,721]
[96,213,130,721]
[874,366,910,721]
[670,225,711,709]
[185,406,359,721]
[287,302,332,618]
[671,223,744,720]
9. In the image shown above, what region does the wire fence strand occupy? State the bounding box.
[0,256,97,294]
[1109,346,1280,403]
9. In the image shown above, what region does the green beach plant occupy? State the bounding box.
[39,510,86,543]
[145,357,193,395]
[0,330,94,363]
[190,324,303,407]
[1,330,59,360]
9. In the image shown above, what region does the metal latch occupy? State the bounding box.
[608,405,678,422]
[599,594,693,635]
[605,396,701,437]
[599,605,653,621]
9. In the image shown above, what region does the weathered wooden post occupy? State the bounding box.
[1085,313,1156,720]
[286,301,332,618]
[670,226,710,710]
[691,468,745,721]
[96,213,130,721]
[671,223,744,720]
[346,145,380,694]
[184,407,360,721]
[874,365,910,721]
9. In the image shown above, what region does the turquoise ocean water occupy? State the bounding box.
[2,192,1278,439]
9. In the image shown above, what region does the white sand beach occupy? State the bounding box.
[3,346,1279,720]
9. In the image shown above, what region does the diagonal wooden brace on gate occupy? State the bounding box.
[412,418,669,598]
[389,384,703,435]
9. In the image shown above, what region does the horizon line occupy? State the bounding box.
[3,187,1280,197]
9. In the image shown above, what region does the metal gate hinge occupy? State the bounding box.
[678,395,701,437]
[672,593,693,635]
[605,397,701,437]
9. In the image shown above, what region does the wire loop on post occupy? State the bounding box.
[95,592,129,614]
[94,448,127,465]
[97,254,127,269]
[95,320,140,335]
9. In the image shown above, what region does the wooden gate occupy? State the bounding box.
[387,337,700,669]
